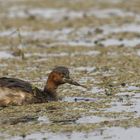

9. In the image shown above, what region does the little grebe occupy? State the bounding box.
[0,66,85,106]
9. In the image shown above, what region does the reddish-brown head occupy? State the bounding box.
[44,66,72,100]
[46,66,86,89]
[44,66,87,100]
[48,66,71,85]
[44,66,71,93]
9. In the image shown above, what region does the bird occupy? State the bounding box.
[0,66,86,106]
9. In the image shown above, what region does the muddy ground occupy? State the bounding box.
[0,0,140,139]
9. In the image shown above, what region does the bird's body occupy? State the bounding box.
[0,66,85,107]
[0,77,48,106]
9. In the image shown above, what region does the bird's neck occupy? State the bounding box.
[44,81,58,101]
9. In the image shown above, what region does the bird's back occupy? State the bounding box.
[0,77,45,106]
[0,77,33,93]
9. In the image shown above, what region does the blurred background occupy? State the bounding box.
[0,0,140,140]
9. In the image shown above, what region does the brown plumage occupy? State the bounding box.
[0,66,86,107]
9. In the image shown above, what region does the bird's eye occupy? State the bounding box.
[60,73,64,77]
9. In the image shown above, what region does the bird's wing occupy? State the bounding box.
[0,77,34,93]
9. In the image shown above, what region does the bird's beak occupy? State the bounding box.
[63,77,87,88]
